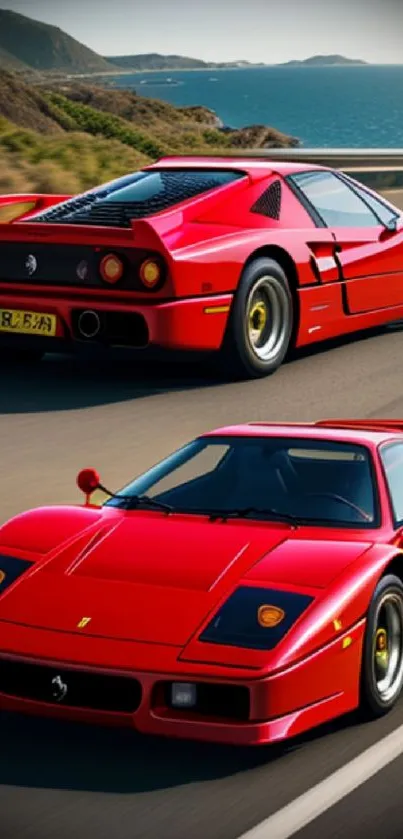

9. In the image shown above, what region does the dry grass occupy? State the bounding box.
[0,117,151,193]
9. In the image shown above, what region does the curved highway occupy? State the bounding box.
[2,308,403,835]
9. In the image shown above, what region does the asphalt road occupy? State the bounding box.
[3,319,403,837]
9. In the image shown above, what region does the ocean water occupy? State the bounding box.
[109,65,403,148]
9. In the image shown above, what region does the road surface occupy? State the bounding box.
[2,321,403,839]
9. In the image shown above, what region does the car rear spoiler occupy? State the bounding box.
[315,419,403,434]
[0,217,173,258]
[249,419,403,435]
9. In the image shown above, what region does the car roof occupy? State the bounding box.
[202,420,403,446]
[148,156,326,177]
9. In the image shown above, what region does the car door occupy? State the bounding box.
[288,169,403,314]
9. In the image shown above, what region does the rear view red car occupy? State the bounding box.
[0,156,402,378]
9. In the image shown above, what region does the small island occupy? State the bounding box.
[280,54,368,67]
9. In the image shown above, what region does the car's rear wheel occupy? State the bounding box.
[361,574,403,717]
[220,257,294,379]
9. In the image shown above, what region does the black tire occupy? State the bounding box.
[360,573,403,718]
[220,257,294,380]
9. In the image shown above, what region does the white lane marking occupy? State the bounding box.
[237,720,403,839]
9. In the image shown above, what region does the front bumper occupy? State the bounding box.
[0,620,365,746]
[0,290,233,354]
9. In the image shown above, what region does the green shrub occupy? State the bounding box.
[45,92,168,158]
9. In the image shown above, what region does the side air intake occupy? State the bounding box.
[251,180,282,220]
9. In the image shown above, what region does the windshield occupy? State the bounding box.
[106,435,379,527]
[30,168,245,227]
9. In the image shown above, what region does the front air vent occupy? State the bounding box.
[251,180,282,220]
[0,657,142,713]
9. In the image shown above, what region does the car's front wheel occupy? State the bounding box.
[221,257,294,379]
[361,574,403,717]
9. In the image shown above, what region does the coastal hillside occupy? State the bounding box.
[107,54,211,71]
[0,70,298,196]
[0,46,30,72]
[0,9,116,74]
[106,54,261,71]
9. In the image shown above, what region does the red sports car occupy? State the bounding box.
[1,418,403,745]
[0,156,402,378]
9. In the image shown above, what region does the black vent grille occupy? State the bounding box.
[32,171,242,229]
[33,190,108,223]
[251,180,282,220]
[0,657,142,714]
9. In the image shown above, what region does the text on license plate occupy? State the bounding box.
[0,308,57,337]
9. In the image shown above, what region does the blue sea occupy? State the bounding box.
[109,65,403,148]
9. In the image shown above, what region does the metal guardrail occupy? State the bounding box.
[187,149,403,190]
[230,149,403,167]
[268,150,403,190]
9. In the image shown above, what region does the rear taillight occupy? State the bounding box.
[96,250,166,291]
[99,253,124,284]
[139,259,162,289]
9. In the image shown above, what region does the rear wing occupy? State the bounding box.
[315,419,403,434]
[248,419,403,436]
[0,217,172,258]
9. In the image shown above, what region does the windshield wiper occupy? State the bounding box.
[207,507,300,526]
[117,494,174,514]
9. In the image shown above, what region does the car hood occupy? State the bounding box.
[0,509,372,646]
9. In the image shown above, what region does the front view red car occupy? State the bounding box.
[1,418,403,745]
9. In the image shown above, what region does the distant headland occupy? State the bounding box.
[279,55,368,67]
[0,10,368,77]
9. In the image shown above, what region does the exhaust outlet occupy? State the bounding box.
[77,310,102,339]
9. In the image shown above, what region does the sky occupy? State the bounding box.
[0,0,402,64]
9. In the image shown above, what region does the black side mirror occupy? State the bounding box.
[379,217,400,240]
[385,217,398,233]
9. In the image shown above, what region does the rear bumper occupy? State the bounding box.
[0,290,233,354]
[0,620,364,746]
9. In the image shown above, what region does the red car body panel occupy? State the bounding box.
[0,156,402,360]
[1,419,403,745]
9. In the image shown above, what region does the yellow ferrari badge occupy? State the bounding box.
[77,616,91,629]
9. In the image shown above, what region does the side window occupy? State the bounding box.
[380,443,403,523]
[289,170,380,228]
[343,180,399,227]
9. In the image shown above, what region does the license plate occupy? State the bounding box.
[0,308,57,337]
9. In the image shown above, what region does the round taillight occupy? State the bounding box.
[100,253,124,284]
[139,259,161,289]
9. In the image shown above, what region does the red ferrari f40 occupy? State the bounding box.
[2,418,403,745]
[0,156,402,378]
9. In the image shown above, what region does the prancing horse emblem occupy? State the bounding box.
[25,254,37,276]
[77,616,91,628]
[51,675,68,702]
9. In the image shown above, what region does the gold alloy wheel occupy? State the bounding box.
[245,275,290,362]
[372,591,403,703]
